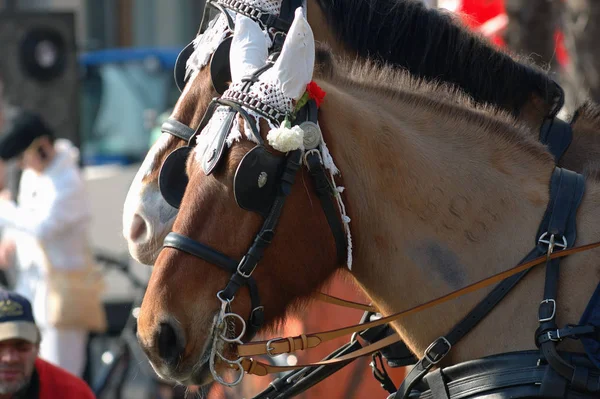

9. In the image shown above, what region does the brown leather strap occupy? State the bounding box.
[237,239,600,366]
[240,332,402,376]
[314,292,377,312]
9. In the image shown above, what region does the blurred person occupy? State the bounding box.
[0,111,92,378]
[0,289,95,398]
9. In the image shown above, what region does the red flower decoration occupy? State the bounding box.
[306,81,326,107]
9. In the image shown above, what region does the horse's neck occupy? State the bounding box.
[316,80,600,364]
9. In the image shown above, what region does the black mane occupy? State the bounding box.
[313,0,563,118]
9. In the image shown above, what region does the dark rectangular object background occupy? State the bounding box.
[0,10,80,149]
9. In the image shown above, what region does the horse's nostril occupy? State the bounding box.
[129,214,148,242]
[156,322,185,367]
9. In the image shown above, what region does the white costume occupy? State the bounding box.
[0,138,91,377]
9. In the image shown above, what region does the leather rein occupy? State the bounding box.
[236,238,600,376]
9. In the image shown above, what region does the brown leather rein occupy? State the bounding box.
[233,238,600,376]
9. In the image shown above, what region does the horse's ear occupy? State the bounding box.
[230,14,269,83]
[265,7,315,100]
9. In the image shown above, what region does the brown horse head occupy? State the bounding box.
[136,10,344,385]
[122,13,222,264]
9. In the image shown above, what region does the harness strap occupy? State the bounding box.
[305,151,347,264]
[162,118,196,142]
[540,118,573,163]
[252,313,394,399]
[537,325,599,345]
[395,167,586,399]
[234,237,600,372]
[163,233,265,340]
[371,351,397,394]
[534,169,594,391]
[388,351,599,399]
[394,247,541,399]
[428,370,450,399]
[221,149,303,301]
[314,293,377,312]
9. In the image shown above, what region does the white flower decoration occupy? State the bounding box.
[267,124,305,152]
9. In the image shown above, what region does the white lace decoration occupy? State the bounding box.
[185,0,284,78]
[317,135,353,270]
[185,12,231,80]
[242,0,281,15]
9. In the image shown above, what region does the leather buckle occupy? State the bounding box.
[424,336,451,365]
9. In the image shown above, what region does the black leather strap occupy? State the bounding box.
[428,370,449,399]
[537,325,598,345]
[534,169,591,390]
[305,152,347,264]
[163,232,264,340]
[540,118,573,164]
[540,363,568,399]
[394,351,599,399]
[162,118,196,142]
[222,150,303,301]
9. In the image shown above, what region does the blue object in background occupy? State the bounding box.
[78,47,184,166]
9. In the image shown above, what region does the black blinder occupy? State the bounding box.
[174,36,232,95]
[209,36,233,95]
[174,41,195,92]
[234,146,284,218]
[159,146,193,209]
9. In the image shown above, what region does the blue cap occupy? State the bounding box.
[0,290,39,344]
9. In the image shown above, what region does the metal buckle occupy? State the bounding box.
[303,149,322,170]
[266,337,283,357]
[539,299,557,322]
[538,232,567,257]
[236,255,257,278]
[424,337,451,365]
[547,329,561,342]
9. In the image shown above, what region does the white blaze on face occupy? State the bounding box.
[122,132,172,238]
[122,69,203,246]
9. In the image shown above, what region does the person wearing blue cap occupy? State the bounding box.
[0,289,95,398]
[0,110,94,378]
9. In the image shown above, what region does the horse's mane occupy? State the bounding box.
[314,47,554,165]
[313,0,563,118]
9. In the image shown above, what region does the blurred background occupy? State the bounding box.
[0,0,597,398]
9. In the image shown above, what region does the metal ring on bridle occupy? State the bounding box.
[217,290,235,305]
[209,347,245,387]
[219,312,247,344]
